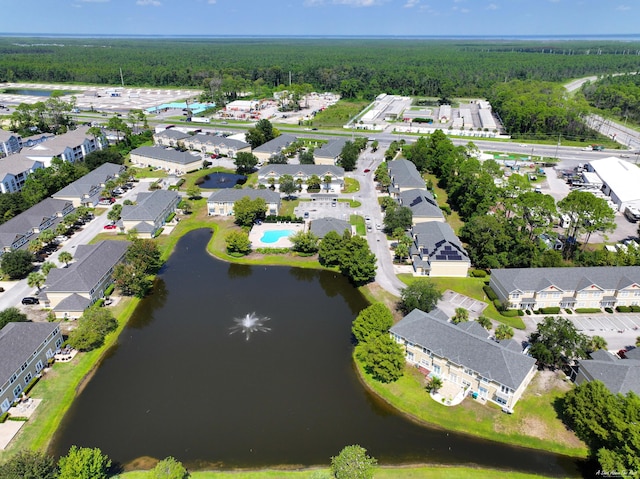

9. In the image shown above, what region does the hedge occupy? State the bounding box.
[439,205,452,215]
[632,305,640,313]
[23,376,40,396]
[500,310,519,317]
[574,308,602,314]
[264,215,304,224]
[0,412,8,423]
[166,212,176,222]
[104,284,115,297]
[483,285,498,301]
[517,310,524,316]
[617,306,631,312]
[470,269,487,278]
[539,307,561,314]
[493,299,502,310]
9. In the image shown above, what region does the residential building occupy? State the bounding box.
[207,189,280,216]
[252,134,297,162]
[120,190,180,238]
[586,157,640,211]
[22,126,106,167]
[129,146,203,174]
[390,308,536,410]
[0,322,63,412]
[0,154,44,193]
[313,138,348,166]
[409,221,470,277]
[0,198,74,255]
[153,128,190,147]
[0,129,22,157]
[397,189,444,223]
[489,266,640,311]
[388,159,426,194]
[257,164,344,192]
[52,162,126,207]
[573,348,640,395]
[181,134,251,158]
[309,217,352,238]
[45,240,130,318]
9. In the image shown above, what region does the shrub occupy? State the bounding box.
[483,284,498,301]
[616,306,631,312]
[23,376,40,395]
[517,310,524,316]
[8,416,28,421]
[104,284,115,297]
[525,310,532,315]
[632,306,640,313]
[175,178,185,187]
[539,307,561,314]
[439,205,451,215]
[0,412,8,423]
[604,307,614,313]
[165,212,176,222]
[533,310,540,315]
[470,269,487,278]
[565,308,573,314]
[493,298,502,310]
[501,310,519,317]
[574,308,602,313]
[255,247,290,254]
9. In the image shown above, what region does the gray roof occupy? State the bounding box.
[54,293,92,313]
[207,188,280,204]
[258,164,344,179]
[53,162,124,201]
[398,189,444,220]
[314,138,348,160]
[578,351,640,395]
[490,267,640,294]
[188,133,249,150]
[0,154,43,177]
[0,129,21,142]
[410,221,469,265]
[309,217,351,238]
[23,125,93,157]
[121,190,180,222]
[154,129,190,141]
[131,146,202,166]
[46,240,129,293]
[0,322,60,382]
[388,159,426,189]
[390,309,536,390]
[252,134,297,154]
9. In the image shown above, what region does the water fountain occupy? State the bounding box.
[230,312,270,340]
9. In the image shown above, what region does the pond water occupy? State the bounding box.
[196,172,246,189]
[2,88,78,97]
[49,229,582,476]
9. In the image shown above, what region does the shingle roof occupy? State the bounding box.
[53,293,91,312]
[154,129,190,141]
[258,164,344,179]
[23,126,93,157]
[0,129,21,142]
[121,190,180,222]
[188,133,249,150]
[388,159,426,189]
[390,309,536,390]
[207,188,280,204]
[130,146,201,165]
[252,134,297,154]
[410,221,469,265]
[53,162,124,200]
[309,217,351,238]
[314,138,348,160]
[490,267,640,294]
[0,154,42,177]
[578,351,640,395]
[0,322,59,382]
[46,240,129,293]
[398,189,444,220]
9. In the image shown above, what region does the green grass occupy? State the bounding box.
[397,274,525,329]
[118,466,568,479]
[338,199,361,208]
[350,214,366,235]
[279,199,300,217]
[311,100,369,128]
[128,167,168,179]
[422,173,464,234]
[356,361,587,459]
[343,177,360,193]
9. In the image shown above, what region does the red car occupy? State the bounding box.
[103,224,117,230]
[363,169,371,173]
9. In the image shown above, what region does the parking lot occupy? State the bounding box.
[558,313,640,333]
[439,290,488,318]
[294,199,352,222]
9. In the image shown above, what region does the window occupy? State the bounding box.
[406,351,414,362]
[433,364,441,375]
[35,360,44,373]
[13,384,22,398]
[450,373,458,384]
[480,376,490,384]
[495,396,507,406]
[24,372,32,385]
[9,373,17,384]
[500,385,512,395]
[464,367,474,375]
[21,362,27,371]
[56,337,63,348]
[1,399,10,413]
[619,291,629,297]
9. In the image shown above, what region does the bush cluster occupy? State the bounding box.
[574,308,602,314]
[264,215,303,223]
[23,376,40,396]
[539,307,561,314]
[500,310,519,317]
[483,284,498,301]
[604,307,614,313]
[470,269,487,278]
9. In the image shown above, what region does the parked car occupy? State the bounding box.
[364,169,371,173]
[103,224,117,230]
[21,297,39,305]
[303,211,309,219]
[98,197,115,205]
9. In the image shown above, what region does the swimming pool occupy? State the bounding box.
[260,229,294,244]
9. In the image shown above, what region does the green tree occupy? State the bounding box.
[126,238,163,274]
[186,185,201,200]
[306,174,321,190]
[528,316,589,369]
[352,303,394,343]
[355,333,405,383]
[234,151,258,175]
[67,308,118,351]
[58,251,73,267]
[370,140,379,152]
[383,205,412,233]
[451,307,469,324]
[425,376,443,393]
[27,271,45,291]
[476,315,492,330]
[380,196,396,211]
[339,235,377,285]
[338,140,359,171]
[83,149,124,170]
[317,230,344,266]
[495,324,514,340]
[279,174,297,199]
[178,200,192,215]
[0,449,57,479]
[233,196,267,227]
[245,119,277,148]
[289,230,319,255]
[41,261,57,275]
[57,446,111,479]
[400,279,443,314]
[39,229,56,246]
[268,152,288,165]
[330,445,377,479]
[112,261,152,298]
[298,149,315,165]
[588,335,608,352]
[0,307,28,329]
[150,456,189,479]
[225,230,251,256]
[1,249,34,279]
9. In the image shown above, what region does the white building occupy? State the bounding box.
[22,126,106,167]
[0,154,44,193]
[587,157,640,211]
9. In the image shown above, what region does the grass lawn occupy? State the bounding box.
[356,361,587,459]
[311,100,369,128]
[128,166,168,179]
[343,177,360,194]
[423,173,464,234]
[351,214,366,235]
[119,466,567,479]
[279,198,300,217]
[397,274,525,329]
[338,198,361,208]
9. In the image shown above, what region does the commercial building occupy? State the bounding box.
[586,157,640,211]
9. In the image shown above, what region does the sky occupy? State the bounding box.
[0,0,637,37]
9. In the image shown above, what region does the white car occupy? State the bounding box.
[365,216,372,223]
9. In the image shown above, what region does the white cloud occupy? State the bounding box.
[486,3,498,10]
[136,0,161,5]
[616,4,631,10]
[404,0,419,7]
[305,0,384,6]
[208,0,216,3]
[452,5,470,13]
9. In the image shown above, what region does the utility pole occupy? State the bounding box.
[120,68,125,88]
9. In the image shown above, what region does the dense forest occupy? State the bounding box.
[581,73,640,124]
[1,38,639,100]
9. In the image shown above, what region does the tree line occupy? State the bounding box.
[581,73,640,125]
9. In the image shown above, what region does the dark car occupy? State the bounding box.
[22,297,39,305]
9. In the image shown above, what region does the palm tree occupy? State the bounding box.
[495,324,515,340]
[27,272,45,291]
[636,336,640,347]
[425,376,443,393]
[28,239,43,255]
[452,307,469,324]
[476,315,492,330]
[41,261,57,276]
[56,223,68,236]
[58,251,73,267]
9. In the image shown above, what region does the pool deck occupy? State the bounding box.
[249,222,305,249]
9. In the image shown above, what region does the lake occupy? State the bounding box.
[49,229,582,476]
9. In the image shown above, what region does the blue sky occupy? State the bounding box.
[1,0,636,37]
